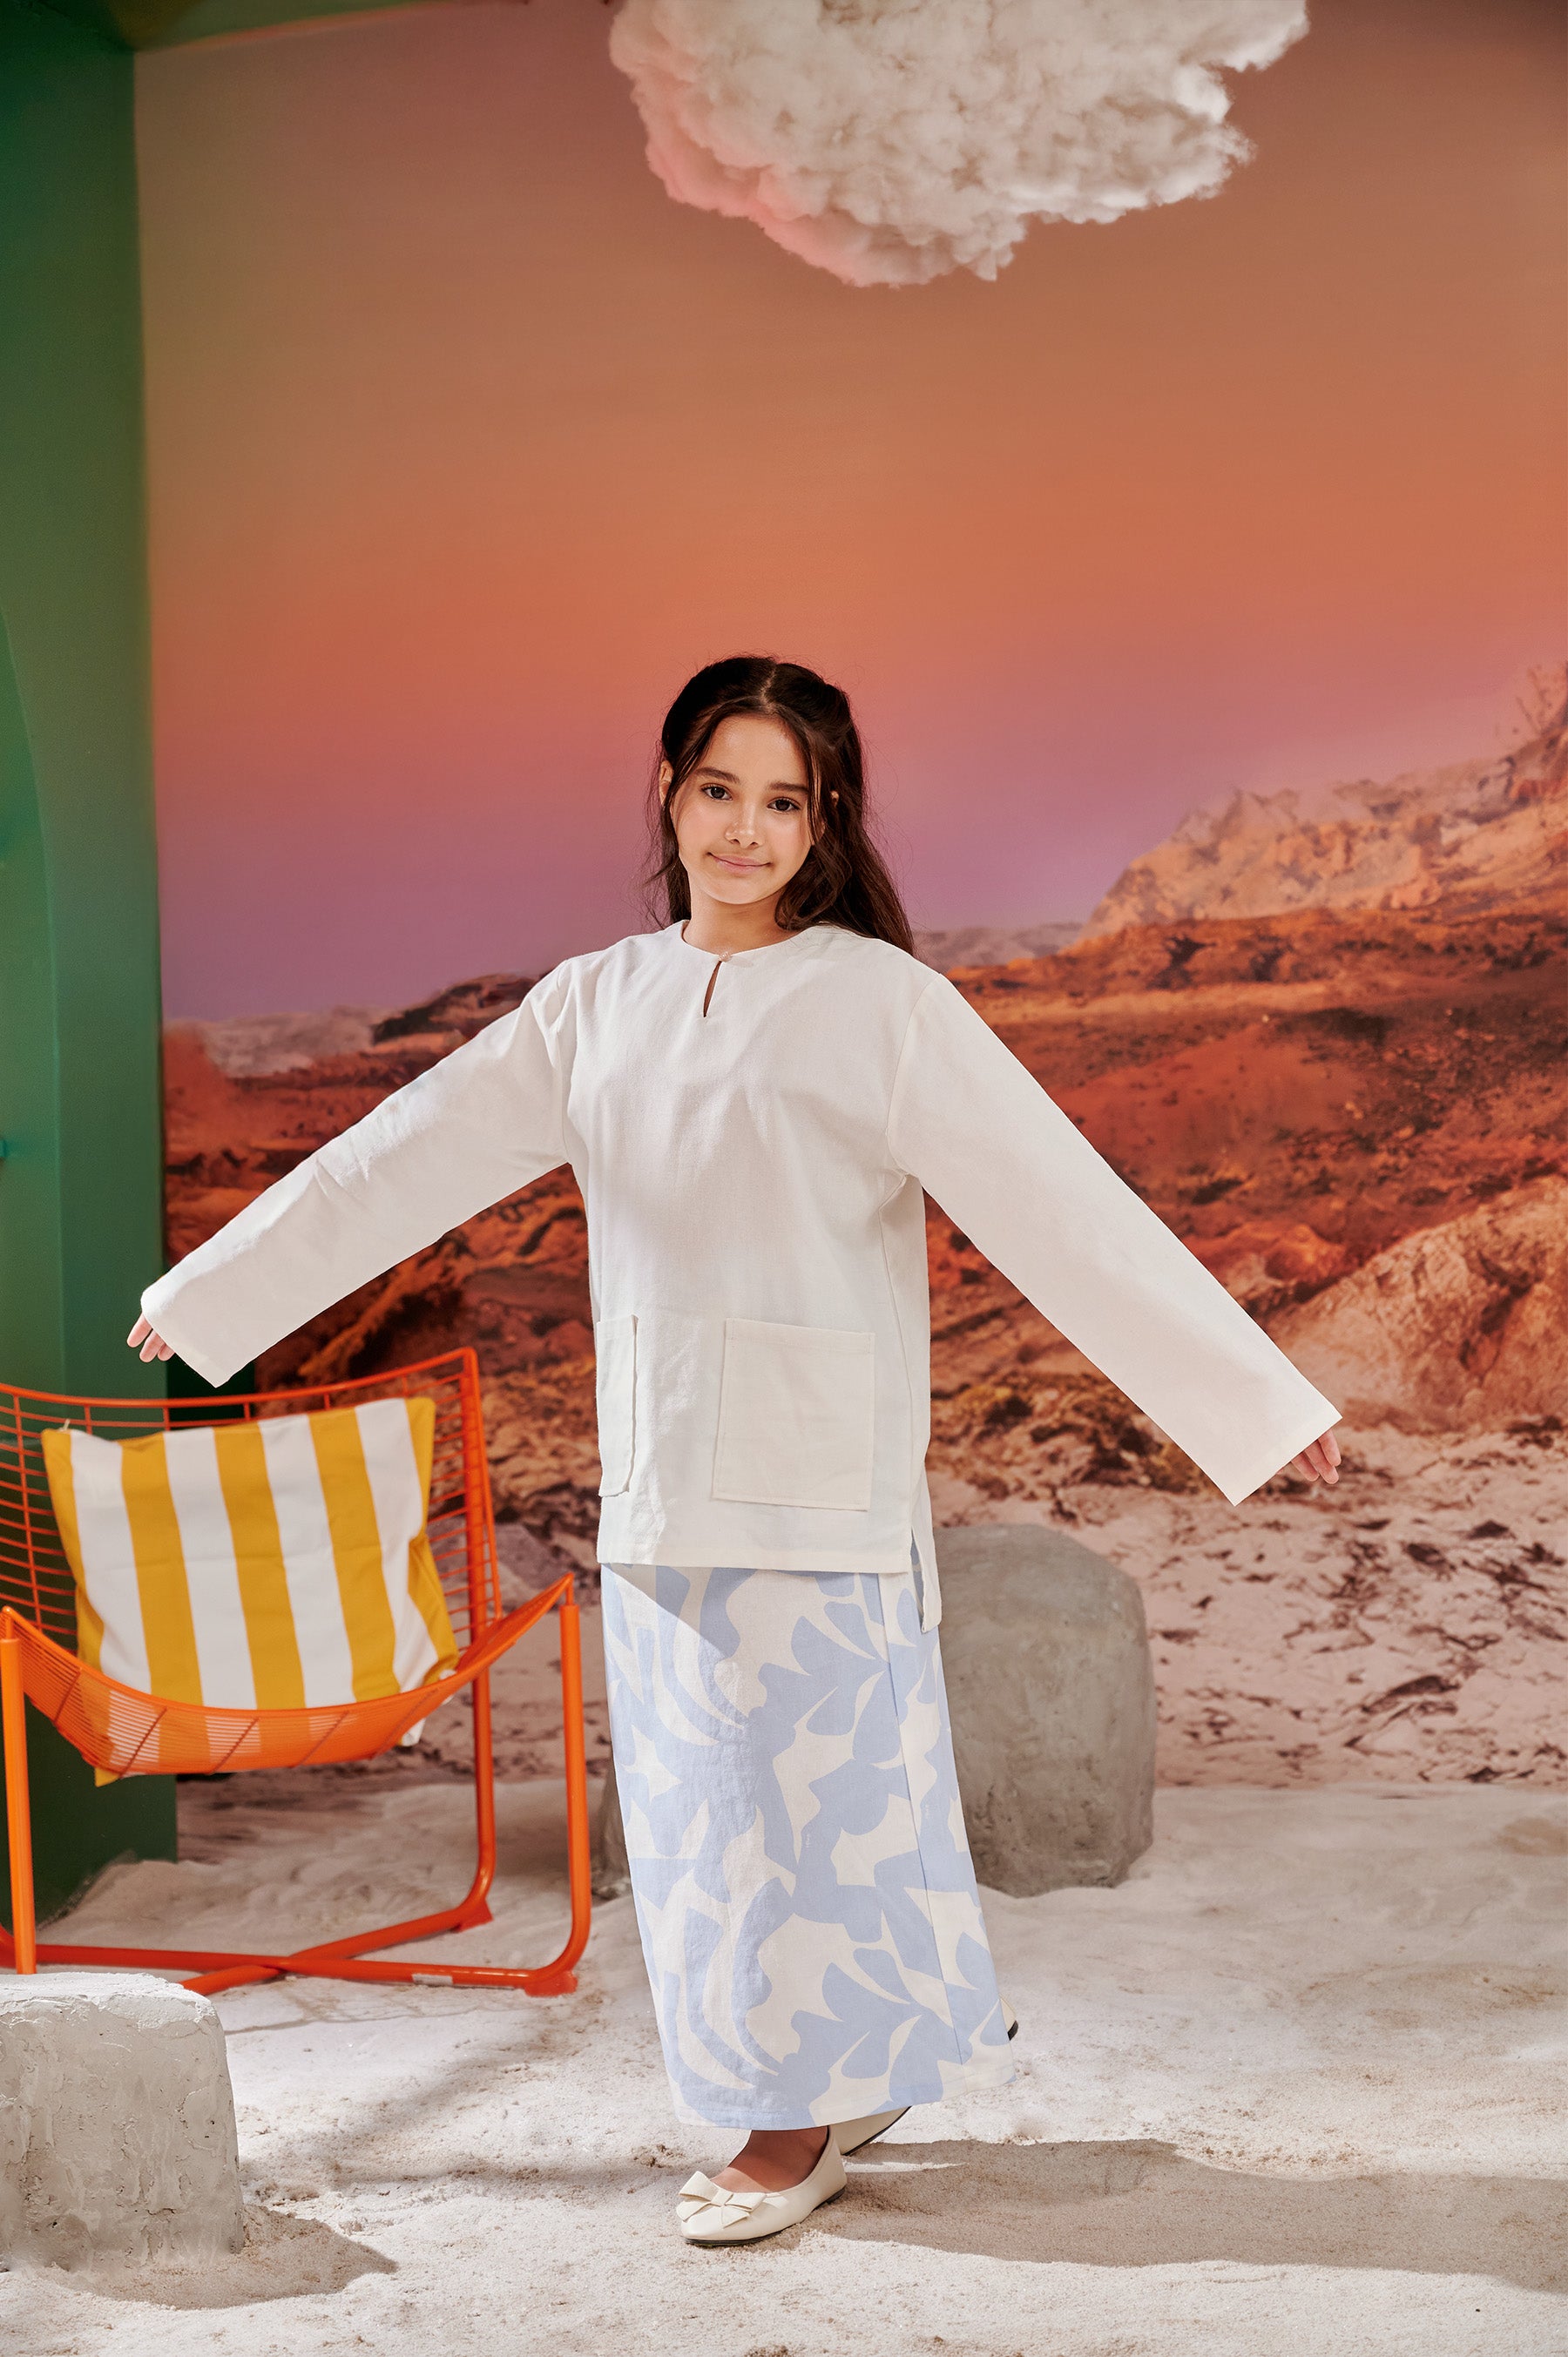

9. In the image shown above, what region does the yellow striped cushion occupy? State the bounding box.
[41,1398,459,1710]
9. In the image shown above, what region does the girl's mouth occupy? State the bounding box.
[710,854,766,872]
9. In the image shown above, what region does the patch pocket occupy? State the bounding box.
[595,1314,637,1496]
[712,1319,875,1512]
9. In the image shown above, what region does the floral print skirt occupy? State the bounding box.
[599,1552,1016,2130]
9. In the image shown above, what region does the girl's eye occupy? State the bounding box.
[700,783,730,800]
[707,787,806,815]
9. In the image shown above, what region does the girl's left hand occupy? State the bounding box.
[1292,1429,1342,1486]
[127,1314,174,1363]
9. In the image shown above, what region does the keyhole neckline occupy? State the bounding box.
[670,919,826,969]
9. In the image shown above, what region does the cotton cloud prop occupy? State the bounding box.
[608,0,1308,287]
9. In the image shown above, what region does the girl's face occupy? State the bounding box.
[661,713,814,916]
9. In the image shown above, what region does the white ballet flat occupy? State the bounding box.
[833,1996,1019,2158]
[676,2132,846,2245]
[832,2104,909,2156]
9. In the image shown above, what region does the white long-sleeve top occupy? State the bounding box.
[143,922,1339,1629]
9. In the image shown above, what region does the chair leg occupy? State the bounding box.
[180,1585,593,1998]
[529,1593,592,1994]
[463,1665,498,1930]
[560,1598,591,1956]
[27,1572,593,2002]
[1,1622,37,1974]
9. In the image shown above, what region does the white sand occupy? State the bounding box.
[3,1780,1563,2355]
[931,1419,1568,1786]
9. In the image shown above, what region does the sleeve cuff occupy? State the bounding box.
[139,1287,239,1392]
[1213,1397,1343,1507]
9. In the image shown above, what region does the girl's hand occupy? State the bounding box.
[1292,1428,1342,1486]
[127,1315,174,1364]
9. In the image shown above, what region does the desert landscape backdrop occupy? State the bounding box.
[164,672,1567,1790]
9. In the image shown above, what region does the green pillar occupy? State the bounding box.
[0,0,176,1921]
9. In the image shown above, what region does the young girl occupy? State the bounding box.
[131,654,1342,2246]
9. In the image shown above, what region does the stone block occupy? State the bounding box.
[935,1523,1155,1895]
[0,1971,244,2263]
[591,1772,632,1902]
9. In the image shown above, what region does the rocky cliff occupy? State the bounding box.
[1081,665,1568,939]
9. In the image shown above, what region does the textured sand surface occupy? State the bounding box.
[4,1784,1563,2355]
[933,1417,1567,1786]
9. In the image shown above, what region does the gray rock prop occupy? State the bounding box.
[592,1769,632,1903]
[0,1972,245,2264]
[591,1523,1154,1903]
[933,1523,1155,1895]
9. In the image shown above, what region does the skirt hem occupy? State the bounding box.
[667,2049,1018,2133]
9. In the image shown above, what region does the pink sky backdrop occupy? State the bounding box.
[138,0,1565,1018]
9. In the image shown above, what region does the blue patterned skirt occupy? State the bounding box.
[599,1553,1016,2130]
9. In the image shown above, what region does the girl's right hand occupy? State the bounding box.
[127,1315,174,1364]
[1292,1429,1342,1486]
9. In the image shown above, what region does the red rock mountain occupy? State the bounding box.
[1081,665,1567,938]
[167,911,1565,1536]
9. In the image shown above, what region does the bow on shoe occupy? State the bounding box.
[676,2171,777,2232]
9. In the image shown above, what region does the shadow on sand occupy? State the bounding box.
[827,2139,1564,2293]
[61,2205,396,2309]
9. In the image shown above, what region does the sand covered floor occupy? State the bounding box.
[930,1419,1568,1786]
[3,1784,1564,2357]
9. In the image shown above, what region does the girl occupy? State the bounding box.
[131,654,1342,2246]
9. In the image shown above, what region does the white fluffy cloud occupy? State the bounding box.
[608,0,1308,287]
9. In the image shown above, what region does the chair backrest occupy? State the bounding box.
[0,1349,498,1658]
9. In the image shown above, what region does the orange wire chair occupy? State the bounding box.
[0,1348,591,1998]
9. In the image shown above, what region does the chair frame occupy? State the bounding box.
[0,1347,591,1998]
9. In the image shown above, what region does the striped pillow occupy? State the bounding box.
[42,1398,459,1712]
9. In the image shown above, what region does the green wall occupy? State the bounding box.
[0,0,175,1917]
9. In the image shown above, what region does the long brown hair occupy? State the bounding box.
[644,655,915,955]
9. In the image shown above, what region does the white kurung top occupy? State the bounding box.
[143,922,1339,1629]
